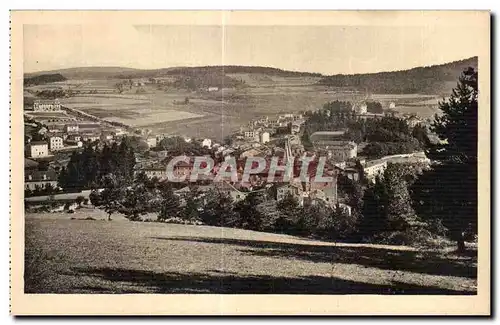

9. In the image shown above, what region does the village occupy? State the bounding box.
[24,93,430,216]
[15,12,483,302]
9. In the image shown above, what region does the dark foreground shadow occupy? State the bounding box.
[152,236,477,279]
[57,266,475,295]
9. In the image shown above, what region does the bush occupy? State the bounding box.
[372,228,435,246]
[317,206,359,240]
[75,196,85,206]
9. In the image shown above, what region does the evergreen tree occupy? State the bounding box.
[383,164,421,232]
[275,193,301,234]
[233,192,265,231]
[359,175,389,239]
[93,174,126,221]
[412,68,478,252]
[157,182,181,221]
[121,184,153,221]
[57,167,68,189]
[199,189,235,227]
[180,186,202,221]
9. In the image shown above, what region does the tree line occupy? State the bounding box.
[58,138,137,191]
[301,100,429,158]
[318,57,477,94]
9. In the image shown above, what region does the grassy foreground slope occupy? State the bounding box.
[25,210,477,294]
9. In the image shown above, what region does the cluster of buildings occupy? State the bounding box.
[309,130,358,162]
[24,94,430,215]
[138,133,342,208]
[24,158,58,192]
[239,113,306,141]
[25,99,136,159]
[25,122,128,159]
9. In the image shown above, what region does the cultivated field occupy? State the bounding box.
[25,210,477,294]
[27,77,443,139]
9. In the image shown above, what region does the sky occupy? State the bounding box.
[23,24,482,75]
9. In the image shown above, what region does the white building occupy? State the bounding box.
[244,130,258,139]
[260,132,270,144]
[25,170,58,191]
[65,124,79,133]
[49,136,64,151]
[82,134,100,142]
[29,141,49,158]
[202,138,212,149]
[326,141,357,162]
[146,137,157,148]
[33,99,62,112]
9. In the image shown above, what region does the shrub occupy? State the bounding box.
[75,196,85,206]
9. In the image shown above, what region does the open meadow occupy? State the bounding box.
[25,209,477,294]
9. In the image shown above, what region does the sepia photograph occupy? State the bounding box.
[10,10,490,315]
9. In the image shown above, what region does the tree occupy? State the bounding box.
[157,182,181,221]
[44,183,55,195]
[412,68,478,252]
[412,124,430,147]
[359,175,389,239]
[115,82,124,94]
[199,189,235,227]
[233,192,265,231]
[383,164,422,232]
[366,101,384,114]
[92,174,125,221]
[121,184,154,221]
[429,67,478,164]
[57,167,68,190]
[75,195,85,207]
[180,186,202,221]
[275,193,301,234]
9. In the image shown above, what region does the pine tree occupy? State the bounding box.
[199,189,235,227]
[413,68,478,252]
[157,183,181,221]
[121,184,153,221]
[94,174,126,221]
[275,193,301,234]
[233,192,265,231]
[359,175,389,239]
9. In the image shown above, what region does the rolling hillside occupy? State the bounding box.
[26,65,322,80]
[25,210,477,294]
[318,57,478,95]
[25,66,143,80]
[25,57,478,94]
[24,73,67,86]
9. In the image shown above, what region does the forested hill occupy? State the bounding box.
[318,57,478,95]
[25,66,322,80]
[24,73,67,86]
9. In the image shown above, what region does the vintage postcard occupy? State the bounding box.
[10,11,490,315]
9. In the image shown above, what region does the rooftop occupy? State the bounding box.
[30,141,48,146]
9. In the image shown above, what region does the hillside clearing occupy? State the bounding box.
[25,211,477,294]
